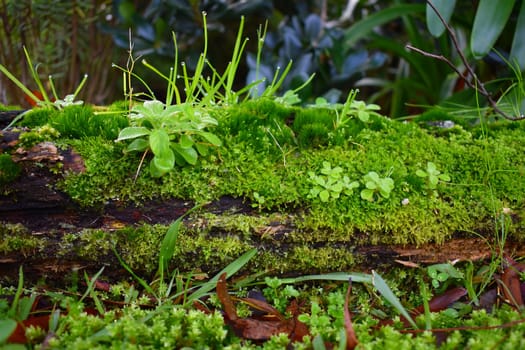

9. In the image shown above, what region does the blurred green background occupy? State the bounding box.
[0,0,523,118]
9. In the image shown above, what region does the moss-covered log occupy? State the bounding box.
[2,101,525,287]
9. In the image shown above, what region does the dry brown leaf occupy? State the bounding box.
[216,273,310,343]
[344,279,359,350]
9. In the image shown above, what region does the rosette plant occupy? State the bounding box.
[116,100,221,177]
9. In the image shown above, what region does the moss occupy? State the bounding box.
[17,124,60,148]
[194,212,288,238]
[116,224,166,272]
[0,223,41,255]
[0,154,21,188]
[18,107,57,127]
[50,105,128,140]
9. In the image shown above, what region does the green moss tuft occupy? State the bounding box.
[50,105,128,139]
[0,154,21,187]
[19,107,57,127]
[0,223,41,255]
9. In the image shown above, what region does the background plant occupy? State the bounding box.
[0,0,116,106]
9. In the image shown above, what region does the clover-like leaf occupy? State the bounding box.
[415,169,428,178]
[357,110,370,122]
[360,188,375,201]
[439,173,451,182]
[319,190,330,202]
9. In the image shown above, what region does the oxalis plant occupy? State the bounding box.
[360,171,394,201]
[416,161,450,195]
[311,88,381,127]
[307,161,359,202]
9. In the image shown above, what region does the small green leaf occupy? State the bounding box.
[319,190,330,202]
[331,182,343,193]
[361,189,374,201]
[427,162,437,174]
[365,171,380,183]
[416,169,428,178]
[315,97,329,106]
[149,129,171,156]
[429,176,439,188]
[439,174,451,182]
[0,318,17,343]
[151,152,175,175]
[173,144,198,165]
[365,181,377,190]
[126,138,149,152]
[116,127,151,141]
[179,134,194,149]
[137,100,166,116]
[358,110,370,122]
[195,142,209,156]
[199,131,222,146]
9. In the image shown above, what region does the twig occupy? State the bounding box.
[406,0,524,121]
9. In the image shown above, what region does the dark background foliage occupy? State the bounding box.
[0,0,522,117]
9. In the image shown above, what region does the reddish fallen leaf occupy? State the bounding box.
[410,287,467,318]
[216,273,238,322]
[216,273,309,343]
[231,296,285,321]
[25,90,44,107]
[344,279,359,350]
[8,315,50,343]
[500,261,525,308]
[285,299,310,343]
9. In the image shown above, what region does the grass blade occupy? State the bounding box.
[279,272,372,285]
[372,270,418,329]
[158,204,203,274]
[188,248,257,302]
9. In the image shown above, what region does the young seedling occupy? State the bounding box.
[416,161,451,190]
[427,263,464,290]
[360,171,394,201]
[116,100,221,178]
[308,161,359,202]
